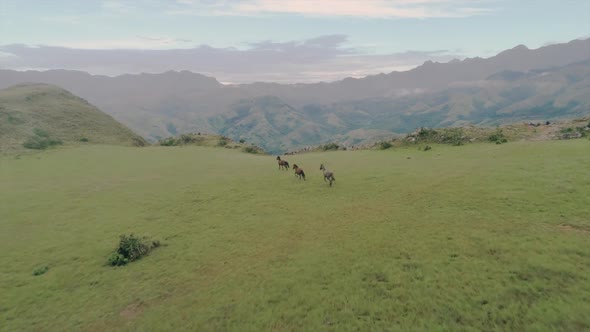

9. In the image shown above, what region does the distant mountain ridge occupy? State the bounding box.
[1,38,589,153]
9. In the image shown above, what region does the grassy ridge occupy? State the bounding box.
[1,141,589,331]
[0,84,146,152]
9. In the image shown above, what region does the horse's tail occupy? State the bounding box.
[285,161,290,169]
[302,170,306,180]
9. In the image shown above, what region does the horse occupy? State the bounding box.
[276,156,290,170]
[292,164,306,181]
[320,164,335,186]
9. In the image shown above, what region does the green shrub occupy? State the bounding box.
[33,128,49,138]
[378,141,392,150]
[179,134,195,144]
[107,252,128,266]
[242,146,259,154]
[488,129,508,144]
[560,127,574,134]
[107,234,160,266]
[23,128,63,149]
[79,137,89,142]
[23,135,63,150]
[217,138,228,147]
[417,128,438,140]
[424,145,432,151]
[320,143,340,151]
[443,128,465,146]
[559,127,587,139]
[410,127,465,146]
[239,139,246,143]
[159,138,177,146]
[32,266,49,276]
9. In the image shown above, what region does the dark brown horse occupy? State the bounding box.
[292,164,306,181]
[320,164,335,186]
[276,156,290,170]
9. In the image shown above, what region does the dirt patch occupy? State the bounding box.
[559,224,590,235]
[120,302,145,320]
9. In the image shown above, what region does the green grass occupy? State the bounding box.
[1,141,589,331]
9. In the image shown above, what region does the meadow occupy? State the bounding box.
[1,140,589,331]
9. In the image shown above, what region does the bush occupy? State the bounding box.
[559,127,587,139]
[424,145,432,151]
[417,128,438,140]
[239,139,246,143]
[560,127,574,134]
[159,138,177,146]
[32,266,49,276]
[409,127,465,146]
[242,146,259,154]
[23,135,63,150]
[179,134,196,144]
[217,138,228,147]
[378,141,392,150]
[79,137,89,142]
[488,129,508,144]
[23,128,63,150]
[107,234,160,266]
[320,143,340,151]
[33,128,49,138]
[107,252,128,266]
[443,128,465,146]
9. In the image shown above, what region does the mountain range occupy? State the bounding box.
[1,38,589,153]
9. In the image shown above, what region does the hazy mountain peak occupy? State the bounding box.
[512,44,530,51]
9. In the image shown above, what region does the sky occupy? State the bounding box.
[0,0,589,83]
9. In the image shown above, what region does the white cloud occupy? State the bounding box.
[101,0,136,13]
[48,36,194,50]
[168,0,498,18]
[0,51,17,59]
[0,35,462,83]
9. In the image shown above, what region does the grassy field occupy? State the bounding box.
[1,141,589,331]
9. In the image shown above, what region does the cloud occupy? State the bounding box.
[49,36,194,50]
[101,0,136,14]
[168,0,497,18]
[0,35,462,83]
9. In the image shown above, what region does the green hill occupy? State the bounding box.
[0,84,146,152]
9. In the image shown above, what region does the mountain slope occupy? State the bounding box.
[0,84,146,151]
[214,60,590,152]
[0,38,589,152]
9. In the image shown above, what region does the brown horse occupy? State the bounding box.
[292,164,306,181]
[320,164,335,186]
[276,156,290,170]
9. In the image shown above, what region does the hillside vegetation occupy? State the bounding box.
[158,132,266,154]
[0,84,146,152]
[1,141,589,330]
